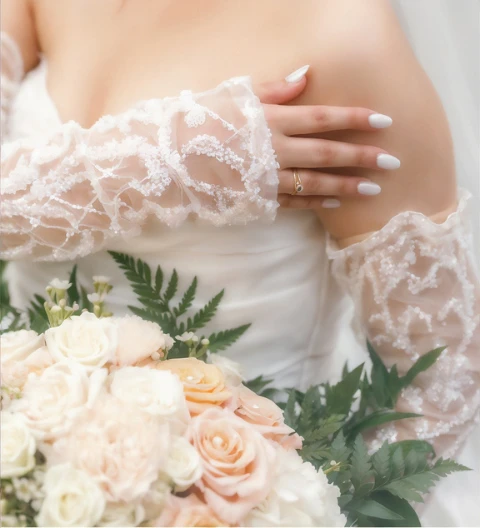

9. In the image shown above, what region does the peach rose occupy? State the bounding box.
[187,407,276,524]
[154,358,231,415]
[228,385,303,450]
[154,494,227,527]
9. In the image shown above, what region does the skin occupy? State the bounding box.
[2,0,457,246]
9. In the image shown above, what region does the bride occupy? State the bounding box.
[1,0,479,524]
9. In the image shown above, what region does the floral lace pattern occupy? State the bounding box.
[328,189,480,458]
[0,34,279,262]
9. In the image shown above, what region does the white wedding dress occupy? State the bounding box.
[1,16,480,525]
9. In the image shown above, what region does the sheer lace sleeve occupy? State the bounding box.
[1,32,24,139]
[327,189,480,458]
[0,37,279,262]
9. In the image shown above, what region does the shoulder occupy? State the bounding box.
[291,0,457,238]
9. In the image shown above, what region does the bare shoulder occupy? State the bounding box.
[293,0,457,239]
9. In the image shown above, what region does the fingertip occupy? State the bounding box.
[284,65,310,84]
[368,113,393,129]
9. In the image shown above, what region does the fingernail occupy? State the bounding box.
[377,153,401,170]
[368,113,393,129]
[358,182,382,196]
[322,198,341,208]
[285,65,310,83]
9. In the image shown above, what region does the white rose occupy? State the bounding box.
[165,436,203,492]
[1,346,53,390]
[49,395,170,503]
[10,363,107,440]
[36,464,105,527]
[141,476,171,521]
[244,448,346,527]
[109,367,189,434]
[1,330,45,365]
[0,411,36,478]
[98,502,145,527]
[45,312,117,371]
[208,354,243,386]
[112,315,174,366]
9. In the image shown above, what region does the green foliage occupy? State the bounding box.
[247,341,469,527]
[109,252,250,358]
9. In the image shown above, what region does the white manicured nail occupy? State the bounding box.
[322,198,341,208]
[285,65,310,83]
[368,113,393,129]
[358,182,382,196]
[377,153,401,170]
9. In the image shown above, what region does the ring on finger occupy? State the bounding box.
[292,169,304,195]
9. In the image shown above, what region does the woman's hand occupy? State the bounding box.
[255,66,400,209]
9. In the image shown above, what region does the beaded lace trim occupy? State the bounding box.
[328,190,480,458]
[1,34,279,261]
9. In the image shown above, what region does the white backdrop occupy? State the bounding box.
[337,2,479,526]
[393,2,480,526]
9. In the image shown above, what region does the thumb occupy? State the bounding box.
[254,65,310,104]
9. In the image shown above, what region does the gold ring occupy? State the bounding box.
[292,169,303,195]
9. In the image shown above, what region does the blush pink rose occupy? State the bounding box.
[228,385,303,450]
[187,407,276,524]
[154,494,228,527]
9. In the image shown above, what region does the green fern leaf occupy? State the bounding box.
[351,436,373,492]
[173,277,197,317]
[207,324,251,353]
[187,290,224,331]
[164,269,178,303]
[372,442,391,486]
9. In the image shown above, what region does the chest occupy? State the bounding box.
[32,0,315,127]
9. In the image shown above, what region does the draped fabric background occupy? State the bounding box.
[337,2,480,525]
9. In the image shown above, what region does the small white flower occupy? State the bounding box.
[0,412,36,478]
[93,276,111,284]
[48,279,71,290]
[165,436,203,492]
[87,292,102,303]
[175,332,196,342]
[36,464,105,527]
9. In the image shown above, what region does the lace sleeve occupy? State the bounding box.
[1,32,24,139]
[0,40,279,262]
[327,189,480,458]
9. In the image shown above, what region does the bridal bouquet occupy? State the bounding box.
[0,255,468,527]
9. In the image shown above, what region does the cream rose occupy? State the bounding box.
[1,330,45,365]
[154,495,227,527]
[155,358,231,415]
[0,411,36,478]
[45,312,117,371]
[245,448,346,527]
[36,464,105,527]
[1,346,53,390]
[165,436,202,492]
[228,385,302,450]
[98,502,145,527]
[208,354,243,386]
[50,395,170,503]
[10,363,107,440]
[187,407,276,524]
[109,367,189,434]
[112,315,174,366]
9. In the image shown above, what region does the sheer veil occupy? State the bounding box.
[391,1,480,525]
